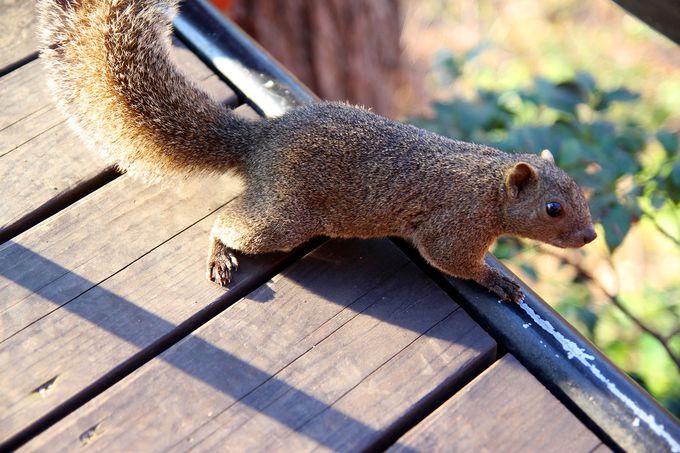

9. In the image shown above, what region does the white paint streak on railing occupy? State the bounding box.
[516,300,680,453]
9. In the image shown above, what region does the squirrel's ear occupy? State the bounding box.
[540,149,555,164]
[506,162,538,199]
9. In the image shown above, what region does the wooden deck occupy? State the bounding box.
[1,2,612,451]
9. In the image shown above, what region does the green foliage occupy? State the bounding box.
[410,50,680,415]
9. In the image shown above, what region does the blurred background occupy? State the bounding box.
[212,0,680,416]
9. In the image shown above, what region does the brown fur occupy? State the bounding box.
[38,0,597,302]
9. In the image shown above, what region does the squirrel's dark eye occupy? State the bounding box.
[546,201,563,218]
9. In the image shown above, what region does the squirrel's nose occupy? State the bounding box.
[582,227,597,245]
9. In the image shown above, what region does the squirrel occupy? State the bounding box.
[38,0,596,303]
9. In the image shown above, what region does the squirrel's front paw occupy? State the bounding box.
[206,240,239,287]
[486,271,524,303]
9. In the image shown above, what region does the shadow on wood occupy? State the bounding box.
[1,239,494,451]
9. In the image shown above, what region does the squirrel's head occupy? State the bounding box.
[502,149,596,248]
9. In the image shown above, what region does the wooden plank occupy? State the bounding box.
[0,172,236,341]
[0,237,401,443]
[0,39,237,241]
[0,124,117,240]
[0,104,253,337]
[0,142,309,441]
[0,38,232,158]
[21,240,496,452]
[0,0,38,74]
[0,60,60,156]
[388,354,604,453]
[189,298,495,452]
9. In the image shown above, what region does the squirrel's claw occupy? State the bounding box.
[487,272,524,303]
[207,241,239,287]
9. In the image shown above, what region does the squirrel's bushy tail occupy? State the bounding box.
[38,0,255,179]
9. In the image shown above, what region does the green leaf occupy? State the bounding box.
[588,121,616,149]
[508,126,558,152]
[464,43,489,62]
[533,77,586,116]
[595,87,640,111]
[650,193,667,210]
[574,71,596,95]
[657,130,679,155]
[576,306,598,337]
[558,139,583,167]
[603,87,640,103]
[520,263,538,280]
[493,238,521,259]
[671,160,680,187]
[433,51,462,83]
[601,204,633,252]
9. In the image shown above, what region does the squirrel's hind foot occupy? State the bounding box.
[207,239,239,287]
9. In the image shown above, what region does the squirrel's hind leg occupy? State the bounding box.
[206,198,317,287]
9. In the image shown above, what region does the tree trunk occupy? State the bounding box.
[217,0,403,117]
